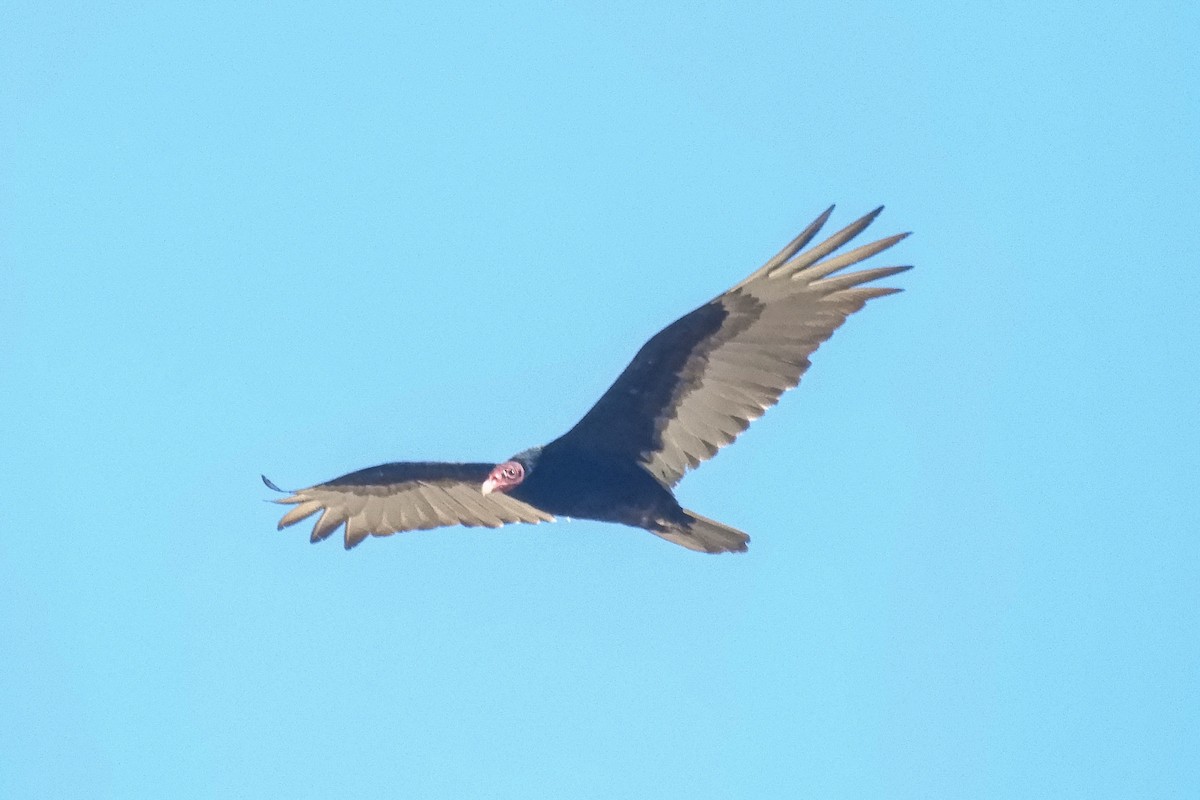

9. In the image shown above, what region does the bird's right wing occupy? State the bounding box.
[264,462,555,549]
[556,206,910,487]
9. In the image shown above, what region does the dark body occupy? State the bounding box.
[507,442,687,533]
[266,206,910,553]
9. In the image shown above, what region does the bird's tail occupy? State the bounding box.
[652,509,750,554]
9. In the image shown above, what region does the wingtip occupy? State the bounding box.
[262,474,285,493]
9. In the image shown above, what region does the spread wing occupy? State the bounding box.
[556,206,910,487]
[264,463,555,549]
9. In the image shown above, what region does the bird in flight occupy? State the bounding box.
[264,206,910,553]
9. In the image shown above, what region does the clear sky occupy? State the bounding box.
[2,3,1197,798]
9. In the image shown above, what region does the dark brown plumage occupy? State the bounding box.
[265,206,910,553]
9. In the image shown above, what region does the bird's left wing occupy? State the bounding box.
[264,462,555,549]
[555,206,910,487]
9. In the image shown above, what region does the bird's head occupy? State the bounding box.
[481,447,541,495]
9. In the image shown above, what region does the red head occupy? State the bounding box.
[481,460,525,495]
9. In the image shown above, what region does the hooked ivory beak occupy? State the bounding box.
[481,477,499,495]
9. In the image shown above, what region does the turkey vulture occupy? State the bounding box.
[264,206,910,553]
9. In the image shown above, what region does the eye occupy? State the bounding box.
[503,466,517,478]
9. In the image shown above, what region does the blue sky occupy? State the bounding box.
[2,2,1197,798]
